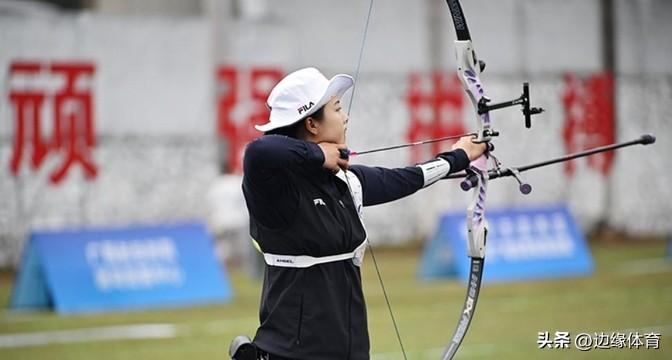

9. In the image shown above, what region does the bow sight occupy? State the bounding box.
[477,81,544,128]
[468,58,544,129]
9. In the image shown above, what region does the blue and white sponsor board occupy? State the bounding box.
[418,204,594,282]
[11,221,232,314]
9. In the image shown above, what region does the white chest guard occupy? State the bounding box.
[256,169,367,268]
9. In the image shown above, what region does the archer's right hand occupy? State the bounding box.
[318,142,349,173]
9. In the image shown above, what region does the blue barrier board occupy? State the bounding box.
[11,221,232,314]
[418,204,594,283]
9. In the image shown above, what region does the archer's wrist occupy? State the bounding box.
[306,141,327,168]
[437,149,470,174]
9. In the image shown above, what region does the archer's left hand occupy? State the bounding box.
[452,136,488,161]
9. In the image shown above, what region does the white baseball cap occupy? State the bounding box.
[256,67,354,132]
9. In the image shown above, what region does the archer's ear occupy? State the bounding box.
[304,117,319,136]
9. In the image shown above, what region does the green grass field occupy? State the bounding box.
[1,241,670,359]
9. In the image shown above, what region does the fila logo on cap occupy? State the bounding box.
[298,102,315,115]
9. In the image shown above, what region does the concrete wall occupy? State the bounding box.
[0,0,670,266]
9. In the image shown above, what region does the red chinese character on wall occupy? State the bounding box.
[8,60,97,184]
[405,71,466,164]
[562,72,615,176]
[216,66,283,173]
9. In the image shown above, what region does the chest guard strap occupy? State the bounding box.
[253,170,367,268]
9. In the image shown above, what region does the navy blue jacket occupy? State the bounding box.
[242,135,468,359]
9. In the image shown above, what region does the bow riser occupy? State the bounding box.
[456,38,490,260]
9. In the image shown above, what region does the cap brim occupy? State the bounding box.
[255,73,354,132]
[255,121,286,132]
[313,74,354,111]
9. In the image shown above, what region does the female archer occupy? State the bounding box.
[235,67,486,360]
